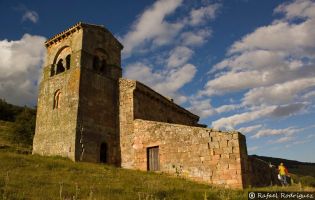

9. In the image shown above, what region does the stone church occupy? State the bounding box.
[33,22,277,189]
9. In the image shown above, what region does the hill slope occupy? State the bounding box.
[0,102,314,199]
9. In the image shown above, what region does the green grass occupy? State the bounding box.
[1,151,313,200]
[0,120,14,146]
[0,120,314,200]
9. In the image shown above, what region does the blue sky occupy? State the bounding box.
[0,0,314,162]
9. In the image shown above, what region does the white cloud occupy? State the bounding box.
[0,34,46,106]
[167,46,193,68]
[16,5,39,24]
[22,10,39,23]
[124,62,196,103]
[122,1,221,106]
[187,99,216,118]
[180,29,212,46]
[188,4,220,26]
[243,78,315,106]
[292,140,308,145]
[274,0,315,20]
[302,90,315,100]
[198,0,315,133]
[252,127,300,139]
[228,20,315,55]
[121,0,183,57]
[238,124,263,135]
[201,70,268,96]
[271,103,307,117]
[212,106,276,130]
[269,135,295,144]
[215,104,241,113]
[121,1,221,57]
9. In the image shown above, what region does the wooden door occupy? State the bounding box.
[147,146,159,171]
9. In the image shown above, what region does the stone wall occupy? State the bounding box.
[74,25,123,164]
[130,119,248,189]
[33,28,83,160]
[119,79,136,168]
[76,68,120,164]
[119,79,202,169]
[33,23,124,163]
[134,82,199,126]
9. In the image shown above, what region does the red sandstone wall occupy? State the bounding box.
[131,119,247,189]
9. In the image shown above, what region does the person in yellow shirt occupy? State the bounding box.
[278,163,288,186]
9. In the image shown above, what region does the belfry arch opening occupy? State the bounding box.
[51,46,72,76]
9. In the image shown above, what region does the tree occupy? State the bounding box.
[0,99,23,121]
[11,107,36,146]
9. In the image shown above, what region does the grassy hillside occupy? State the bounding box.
[0,102,314,199]
[1,151,315,200]
[252,155,315,187]
[252,155,315,177]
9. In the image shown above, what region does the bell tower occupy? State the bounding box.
[33,22,123,165]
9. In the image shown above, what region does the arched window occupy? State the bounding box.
[51,46,72,76]
[92,49,108,75]
[56,59,65,74]
[65,54,71,70]
[53,90,61,109]
[93,56,99,71]
[99,60,107,74]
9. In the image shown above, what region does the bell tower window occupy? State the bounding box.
[66,54,71,70]
[92,49,108,76]
[51,46,72,77]
[56,59,65,74]
[53,90,62,109]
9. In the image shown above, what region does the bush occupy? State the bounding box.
[10,108,36,146]
[300,176,315,187]
[0,99,23,121]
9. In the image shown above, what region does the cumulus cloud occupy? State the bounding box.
[242,78,315,106]
[121,0,220,57]
[122,1,220,104]
[125,62,196,103]
[203,0,315,97]
[121,0,183,57]
[188,4,220,26]
[180,29,212,46]
[0,34,46,106]
[274,0,315,20]
[215,104,241,113]
[238,124,263,135]
[15,4,39,24]
[252,127,300,139]
[187,99,216,118]
[167,46,193,68]
[196,0,315,130]
[212,106,276,130]
[269,135,295,144]
[22,10,39,23]
[271,103,307,117]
